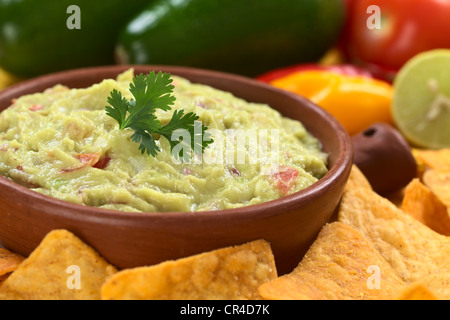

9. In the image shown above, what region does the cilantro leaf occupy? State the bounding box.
[105,89,129,129]
[130,130,160,157]
[123,72,175,129]
[105,71,212,160]
[157,110,213,158]
[128,113,161,133]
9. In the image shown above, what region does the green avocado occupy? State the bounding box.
[116,0,346,76]
[0,0,151,77]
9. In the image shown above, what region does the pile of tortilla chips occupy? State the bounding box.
[0,232,277,300]
[0,150,449,300]
[259,163,450,300]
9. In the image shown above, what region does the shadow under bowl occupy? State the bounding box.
[0,65,353,275]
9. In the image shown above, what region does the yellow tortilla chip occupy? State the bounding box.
[385,188,405,209]
[411,149,427,179]
[402,178,450,236]
[337,187,450,283]
[0,230,117,300]
[397,273,450,300]
[413,148,450,170]
[345,165,372,192]
[101,239,277,300]
[0,248,25,276]
[423,169,450,208]
[258,222,405,300]
[397,283,438,300]
[0,274,9,287]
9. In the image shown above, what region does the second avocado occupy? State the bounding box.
[116,0,346,77]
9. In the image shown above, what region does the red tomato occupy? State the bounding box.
[344,0,450,71]
[271,167,299,195]
[61,153,106,173]
[93,156,111,170]
[76,152,101,167]
[29,104,44,111]
[256,63,373,83]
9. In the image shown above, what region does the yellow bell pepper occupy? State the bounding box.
[270,70,394,135]
[0,67,21,91]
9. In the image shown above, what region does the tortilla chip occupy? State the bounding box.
[345,165,372,191]
[258,222,405,300]
[397,273,450,300]
[0,230,117,300]
[411,149,427,179]
[413,148,450,170]
[385,188,405,209]
[423,169,450,208]
[402,178,450,236]
[397,283,438,300]
[0,274,9,287]
[0,248,25,276]
[337,187,450,283]
[101,239,277,300]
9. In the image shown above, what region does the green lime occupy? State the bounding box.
[392,49,450,149]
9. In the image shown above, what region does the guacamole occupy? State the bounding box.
[0,69,328,212]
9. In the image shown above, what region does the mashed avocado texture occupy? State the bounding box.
[0,69,328,212]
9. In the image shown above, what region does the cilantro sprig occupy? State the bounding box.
[105,71,212,161]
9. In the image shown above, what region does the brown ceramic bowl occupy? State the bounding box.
[0,65,352,275]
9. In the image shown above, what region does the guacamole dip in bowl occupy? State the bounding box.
[0,65,352,274]
[0,69,328,212]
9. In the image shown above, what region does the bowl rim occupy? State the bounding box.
[0,64,353,222]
